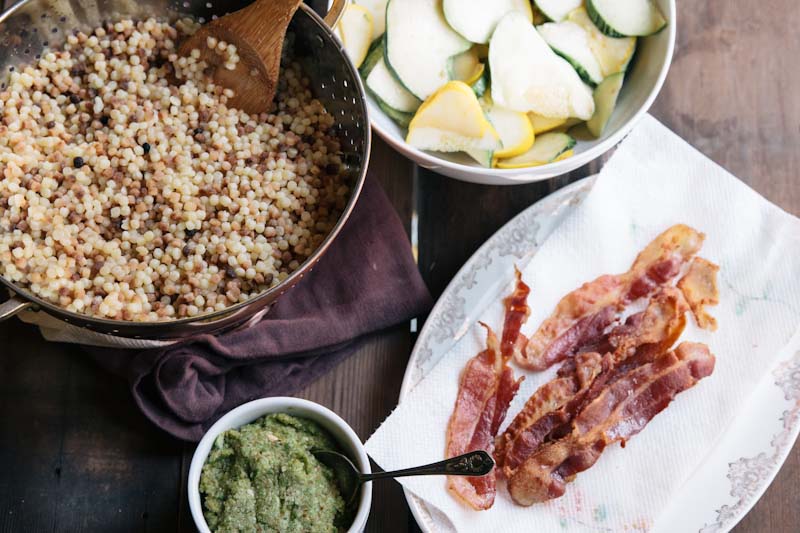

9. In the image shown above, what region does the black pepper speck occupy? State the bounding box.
[73,157,85,168]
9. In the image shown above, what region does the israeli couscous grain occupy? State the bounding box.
[0,18,350,321]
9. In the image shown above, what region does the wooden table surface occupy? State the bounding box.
[1,0,798,531]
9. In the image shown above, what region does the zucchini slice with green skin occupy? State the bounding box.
[376,100,415,128]
[538,21,604,86]
[587,72,625,137]
[385,0,471,100]
[359,38,384,79]
[534,0,582,22]
[367,57,421,113]
[442,0,532,44]
[489,12,594,119]
[495,132,576,168]
[586,0,667,37]
[568,7,636,77]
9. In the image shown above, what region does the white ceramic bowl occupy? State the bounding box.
[365,0,676,185]
[188,397,372,533]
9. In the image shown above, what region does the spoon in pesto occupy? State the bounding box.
[312,449,494,507]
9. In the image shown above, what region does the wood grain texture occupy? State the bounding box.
[0,0,798,532]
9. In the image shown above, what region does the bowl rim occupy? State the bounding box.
[367,0,676,181]
[188,397,373,533]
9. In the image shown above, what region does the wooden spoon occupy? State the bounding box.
[179,0,344,115]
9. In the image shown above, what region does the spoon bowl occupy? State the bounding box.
[179,0,346,115]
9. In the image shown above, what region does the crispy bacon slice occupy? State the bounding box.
[516,224,705,370]
[445,324,522,510]
[501,268,531,361]
[677,257,720,330]
[507,342,715,506]
[496,288,689,477]
[495,352,603,478]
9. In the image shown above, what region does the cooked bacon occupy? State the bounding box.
[516,224,705,370]
[496,352,603,478]
[496,287,689,477]
[677,257,720,330]
[501,268,531,361]
[534,305,617,370]
[445,324,522,510]
[507,342,715,506]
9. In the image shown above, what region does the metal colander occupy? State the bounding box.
[0,0,371,340]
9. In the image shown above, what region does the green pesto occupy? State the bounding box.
[199,413,348,533]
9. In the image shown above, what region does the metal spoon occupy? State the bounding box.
[312,449,494,507]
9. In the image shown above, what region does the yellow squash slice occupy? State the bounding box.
[528,113,568,134]
[338,4,374,68]
[407,81,501,152]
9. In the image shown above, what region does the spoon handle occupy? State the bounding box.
[362,450,494,482]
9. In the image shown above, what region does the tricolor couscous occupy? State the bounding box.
[0,18,351,321]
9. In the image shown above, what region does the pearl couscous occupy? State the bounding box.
[0,18,351,321]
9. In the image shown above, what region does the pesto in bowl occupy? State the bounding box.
[199,413,350,533]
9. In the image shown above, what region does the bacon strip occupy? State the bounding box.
[501,268,531,361]
[677,257,720,330]
[445,325,522,510]
[496,288,689,477]
[507,342,715,506]
[516,224,705,370]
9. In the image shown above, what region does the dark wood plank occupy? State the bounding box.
[0,321,184,533]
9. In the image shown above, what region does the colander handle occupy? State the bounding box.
[323,0,347,28]
[0,294,35,321]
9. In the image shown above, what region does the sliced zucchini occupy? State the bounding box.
[355,0,389,39]
[534,0,582,22]
[495,132,576,168]
[489,13,594,119]
[586,0,667,37]
[376,100,414,128]
[338,4,373,69]
[449,48,483,85]
[587,71,624,137]
[367,57,422,113]
[528,113,567,134]
[385,0,471,100]
[465,148,494,168]
[538,21,603,86]
[442,0,532,44]
[406,81,501,152]
[359,38,384,78]
[568,7,636,77]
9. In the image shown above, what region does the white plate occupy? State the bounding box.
[399,177,800,532]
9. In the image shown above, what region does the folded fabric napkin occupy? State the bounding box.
[366,115,800,532]
[76,177,432,441]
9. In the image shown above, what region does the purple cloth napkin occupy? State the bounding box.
[85,178,432,441]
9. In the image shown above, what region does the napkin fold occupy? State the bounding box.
[366,115,800,532]
[84,177,432,441]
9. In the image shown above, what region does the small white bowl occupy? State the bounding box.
[188,397,372,533]
[365,0,676,185]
